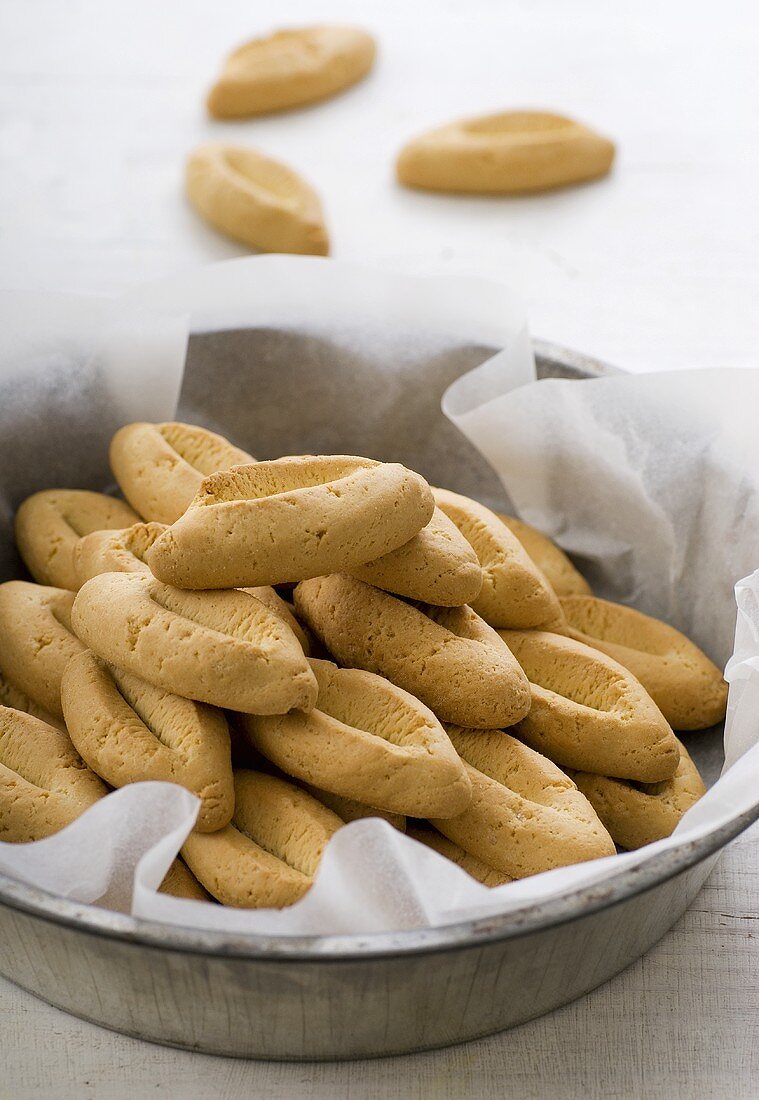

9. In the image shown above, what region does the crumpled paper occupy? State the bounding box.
[0,256,757,936]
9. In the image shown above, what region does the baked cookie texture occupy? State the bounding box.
[431,726,615,878]
[146,456,434,590]
[0,582,85,719]
[434,489,562,629]
[71,573,317,714]
[406,827,512,887]
[397,110,615,194]
[241,657,472,817]
[186,144,330,256]
[495,513,591,597]
[570,739,706,850]
[15,489,139,591]
[350,506,483,606]
[182,771,343,908]
[501,629,680,782]
[559,595,728,730]
[110,421,254,525]
[207,26,376,118]
[0,670,67,732]
[303,783,406,832]
[0,706,106,842]
[294,574,531,728]
[74,521,166,585]
[158,859,212,901]
[61,651,234,832]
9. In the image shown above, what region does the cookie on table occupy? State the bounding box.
[146,456,435,590]
[500,629,680,782]
[182,771,343,908]
[15,489,139,591]
[294,574,531,729]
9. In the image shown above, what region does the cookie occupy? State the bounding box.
[61,650,234,832]
[430,726,615,878]
[207,26,376,118]
[0,706,106,842]
[350,506,483,606]
[294,574,531,728]
[0,582,85,719]
[159,859,212,901]
[240,587,310,655]
[500,630,680,782]
[397,110,615,194]
[559,595,728,730]
[406,827,512,887]
[240,657,472,817]
[0,670,66,732]
[110,421,254,525]
[495,513,591,597]
[434,488,562,628]
[181,771,343,908]
[303,784,406,832]
[70,572,317,714]
[569,739,706,850]
[146,456,435,590]
[186,144,330,256]
[15,489,139,591]
[74,521,166,585]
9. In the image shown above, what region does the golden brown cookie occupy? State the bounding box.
[558,595,728,730]
[146,456,435,590]
[15,489,139,591]
[182,771,343,908]
[110,421,254,525]
[500,630,680,782]
[186,145,330,256]
[303,784,406,831]
[350,506,483,606]
[294,574,531,728]
[569,739,706,850]
[0,582,85,720]
[495,513,591,597]
[71,572,317,714]
[240,657,472,817]
[159,859,212,901]
[406,827,512,887]
[74,521,166,585]
[430,726,615,878]
[397,110,615,194]
[0,670,67,732]
[240,587,310,655]
[0,706,106,841]
[207,26,376,118]
[434,488,562,628]
[61,650,234,832]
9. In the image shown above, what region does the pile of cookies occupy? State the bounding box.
[0,421,726,909]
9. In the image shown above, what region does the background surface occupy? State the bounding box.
[0,1,757,1096]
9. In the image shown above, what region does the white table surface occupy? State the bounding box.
[0,1,757,1096]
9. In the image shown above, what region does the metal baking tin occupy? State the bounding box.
[0,340,753,1061]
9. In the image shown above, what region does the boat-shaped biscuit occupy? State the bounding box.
[0,706,106,842]
[501,630,680,782]
[434,489,562,628]
[0,582,85,719]
[406,827,512,887]
[397,110,615,195]
[430,726,615,878]
[350,506,483,606]
[110,421,255,525]
[569,739,706,850]
[146,456,435,590]
[241,658,472,817]
[207,25,376,118]
[294,574,531,728]
[303,784,406,832]
[15,489,139,591]
[495,513,591,597]
[559,595,728,730]
[71,572,317,714]
[61,650,234,832]
[159,859,212,901]
[182,771,343,908]
[0,670,66,731]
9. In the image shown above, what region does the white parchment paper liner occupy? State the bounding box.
[0,256,756,936]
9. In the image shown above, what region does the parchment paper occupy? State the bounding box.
[0,256,757,936]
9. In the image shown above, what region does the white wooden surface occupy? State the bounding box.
[0,1,757,1096]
